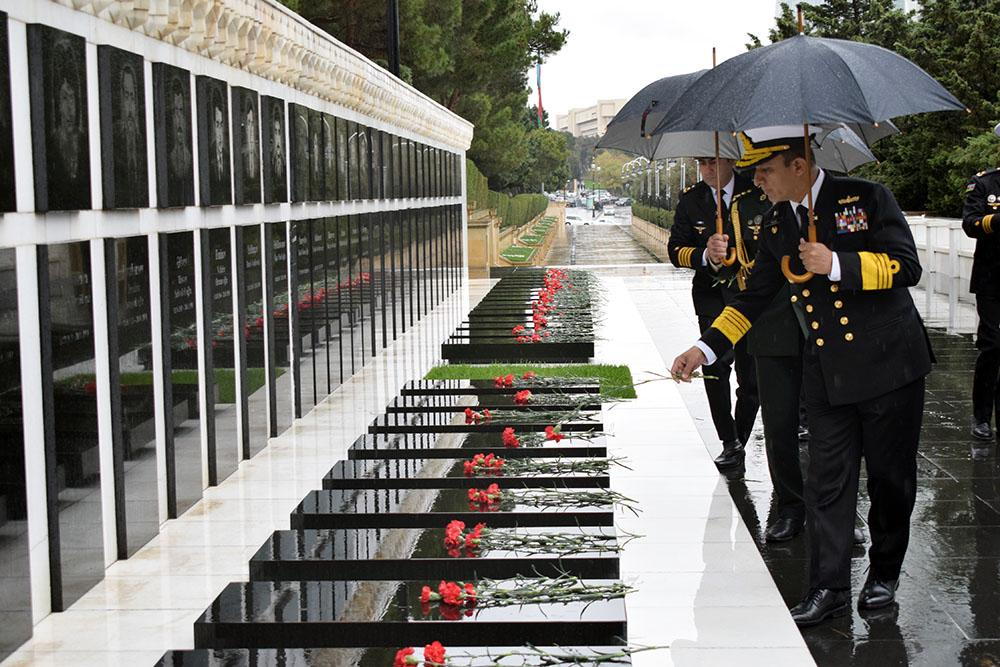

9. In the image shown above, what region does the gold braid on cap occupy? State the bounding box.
[735,132,791,168]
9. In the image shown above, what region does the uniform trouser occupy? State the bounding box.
[973,294,1000,425]
[803,355,925,590]
[755,354,805,519]
[698,315,760,445]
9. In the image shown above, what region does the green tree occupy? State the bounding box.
[515,127,571,192]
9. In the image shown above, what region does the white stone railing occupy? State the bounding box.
[48,0,473,151]
[907,215,975,332]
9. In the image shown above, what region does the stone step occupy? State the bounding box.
[399,380,600,396]
[324,459,611,490]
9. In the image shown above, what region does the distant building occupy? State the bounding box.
[556,99,626,138]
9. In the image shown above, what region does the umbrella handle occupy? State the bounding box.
[721,248,737,266]
[781,256,814,283]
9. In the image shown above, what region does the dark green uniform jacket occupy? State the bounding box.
[699,173,932,406]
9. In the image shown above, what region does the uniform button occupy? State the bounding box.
[830,284,839,293]
[834,300,843,309]
[840,316,849,325]
[806,305,814,313]
[811,321,820,330]
[845,332,854,342]
[802,289,811,297]
[816,338,825,347]
[790,295,798,303]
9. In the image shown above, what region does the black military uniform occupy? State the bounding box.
[697,137,931,613]
[724,186,806,535]
[668,173,760,460]
[962,165,1000,440]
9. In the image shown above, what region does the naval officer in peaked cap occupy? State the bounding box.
[671,125,932,627]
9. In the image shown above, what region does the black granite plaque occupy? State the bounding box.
[322,114,337,200]
[323,218,343,385]
[153,63,194,207]
[266,222,292,435]
[0,249,32,658]
[391,134,401,198]
[346,120,359,200]
[261,96,287,204]
[0,15,13,213]
[40,242,103,609]
[292,220,314,411]
[335,117,349,200]
[357,124,371,200]
[196,76,231,206]
[27,25,90,212]
[370,128,382,200]
[106,236,158,557]
[289,104,310,202]
[161,231,202,516]
[97,46,148,210]
[231,87,261,205]
[380,130,392,200]
[308,109,323,201]
[204,227,237,484]
[240,225,266,457]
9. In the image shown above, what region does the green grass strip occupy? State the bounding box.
[424,363,636,399]
[500,246,537,263]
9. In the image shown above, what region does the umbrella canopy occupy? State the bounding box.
[652,34,965,134]
[597,70,708,159]
[813,126,882,173]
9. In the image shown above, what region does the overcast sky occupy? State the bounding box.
[528,0,778,119]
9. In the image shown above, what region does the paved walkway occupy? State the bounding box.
[546,207,659,266]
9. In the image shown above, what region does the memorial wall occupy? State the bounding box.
[0,1,472,658]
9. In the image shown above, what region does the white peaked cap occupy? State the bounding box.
[745,125,822,142]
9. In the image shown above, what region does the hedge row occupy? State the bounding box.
[467,159,548,230]
[631,203,675,229]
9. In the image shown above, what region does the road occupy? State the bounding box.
[545,206,660,266]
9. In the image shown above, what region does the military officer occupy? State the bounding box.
[671,126,932,627]
[668,157,760,469]
[962,122,1000,442]
[707,170,807,542]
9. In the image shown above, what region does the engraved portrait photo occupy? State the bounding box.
[196,75,231,206]
[261,95,287,204]
[0,13,15,213]
[98,45,148,209]
[230,86,261,204]
[322,114,337,201]
[27,24,91,212]
[289,103,310,202]
[153,63,193,208]
[309,108,324,201]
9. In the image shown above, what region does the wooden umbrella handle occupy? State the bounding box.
[781,256,814,283]
[782,120,819,283]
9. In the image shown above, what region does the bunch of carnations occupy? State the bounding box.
[463,407,491,424]
[501,427,521,448]
[394,641,446,666]
[463,453,505,476]
[420,581,477,621]
[522,371,537,379]
[467,483,502,510]
[443,520,486,558]
[513,390,532,405]
[493,373,515,387]
[544,425,564,442]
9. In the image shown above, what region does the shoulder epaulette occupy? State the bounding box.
[682,183,697,194]
[974,167,1000,178]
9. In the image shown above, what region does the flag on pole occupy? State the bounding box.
[536,63,544,128]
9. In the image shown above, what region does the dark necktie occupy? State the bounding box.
[796,204,810,239]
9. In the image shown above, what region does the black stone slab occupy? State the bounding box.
[157,646,632,666]
[390,393,600,409]
[400,379,600,396]
[289,489,615,530]
[347,433,606,461]
[368,413,602,434]
[248,528,620,581]
[192,580,627,649]
[442,340,594,363]
[323,458,610,490]
[97,45,148,209]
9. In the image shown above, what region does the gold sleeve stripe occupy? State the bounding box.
[985,214,994,234]
[858,252,899,290]
[711,306,752,345]
[677,247,697,268]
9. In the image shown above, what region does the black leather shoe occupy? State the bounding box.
[766,516,804,542]
[790,588,851,627]
[858,575,898,610]
[853,527,866,545]
[972,421,994,441]
[713,439,745,469]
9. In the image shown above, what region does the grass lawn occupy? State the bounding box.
[500,245,537,263]
[424,363,636,399]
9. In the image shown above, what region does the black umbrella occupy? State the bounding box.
[597,70,708,160]
[652,9,964,282]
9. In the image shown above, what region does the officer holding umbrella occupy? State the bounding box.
[660,17,964,626]
[963,122,1000,443]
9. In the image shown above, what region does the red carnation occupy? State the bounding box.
[420,585,432,603]
[423,641,446,665]
[514,390,532,405]
[504,373,515,386]
[394,647,415,667]
[545,425,564,442]
[522,371,537,379]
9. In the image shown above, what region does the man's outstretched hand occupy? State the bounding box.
[671,346,707,382]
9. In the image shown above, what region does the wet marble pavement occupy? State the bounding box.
[545,209,659,266]
[626,266,1000,667]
